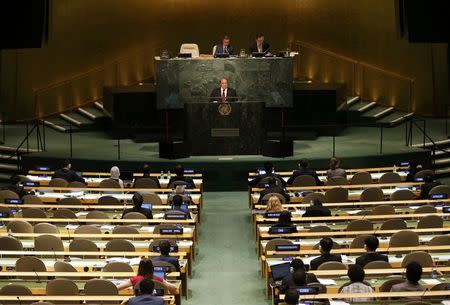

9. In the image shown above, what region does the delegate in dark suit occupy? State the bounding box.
[303,205,331,217]
[122,207,153,219]
[152,254,181,271]
[248,172,287,187]
[209,87,238,102]
[249,42,270,54]
[286,169,322,186]
[280,273,319,293]
[53,168,85,183]
[355,252,389,267]
[128,295,164,305]
[214,44,234,56]
[258,185,290,204]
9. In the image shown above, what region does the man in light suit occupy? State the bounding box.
[209,78,238,103]
[128,278,164,305]
[214,35,234,57]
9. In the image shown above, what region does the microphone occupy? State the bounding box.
[17,296,22,305]
[33,269,41,283]
[420,288,428,300]
[51,247,57,262]
[66,227,71,241]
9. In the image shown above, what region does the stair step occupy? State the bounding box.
[60,112,94,126]
[434,157,450,165]
[78,106,106,120]
[43,118,79,132]
[0,145,39,154]
[412,138,450,149]
[376,112,414,127]
[0,162,18,171]
[94,101,104,110]
[348,101,377,113]
[435,167,450,175]
[0,154,18,161]
[346,96,360,106]
[362,106,394,119]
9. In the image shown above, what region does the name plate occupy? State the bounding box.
[160,228,184,235]
[22,181,40,187]
[265,212,281,218]
[165,213,187,220]
[211,128,239,137]
[275,244,300,251]
[152,245,179,252]
[268,227,295,234]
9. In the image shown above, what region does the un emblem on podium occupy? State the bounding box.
[218,103,232,116]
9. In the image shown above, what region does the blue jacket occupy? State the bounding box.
[152,254,181,271]
[128,295,164,305]
[214,44,234,56]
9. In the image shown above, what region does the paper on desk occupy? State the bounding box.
[106,257,130,263]
[346,210,362,215]
[69,191,84,197]
[310,223,327,227]
[442,301,450,305]
[140,226,155,232]
[129,257,142,265]
[318,278,337,285]
[341,255,355,263]
[101,225,115,231]
[75,211,89,217]
[65,224,79,230]
[329,301,350,305]
[422,279,441,285]
[153,213,165,219]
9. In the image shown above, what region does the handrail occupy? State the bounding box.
[5,120,40,160]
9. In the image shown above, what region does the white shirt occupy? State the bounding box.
[221,88,227,98]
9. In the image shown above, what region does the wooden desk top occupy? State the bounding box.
[28,170,202,178]
[0,250,187,257]
[1,216,197,224]
[251,182,423,192]
[248,166,409,177]
[0,232,194,240]
[24,186,201,193]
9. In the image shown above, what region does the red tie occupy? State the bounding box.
[221,89,226,103]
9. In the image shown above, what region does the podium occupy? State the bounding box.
[185,102,265,155]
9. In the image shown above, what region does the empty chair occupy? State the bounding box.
[380,219,407,230]
[430,282,450,291]
[134,178,159,188]
[105,239,135,252]
[259,176,284,187]
[265,238,294,252]
[34,223,59,234]
[346,219,373,231]
[54,261,78,273]
[103,262,133,272]
[401,251,434,267]
[350,172,372,185]
[292,175,317,187]
[414,169,434,179]
[84,279,118,304]
[0,236,23,251]
[372,204,395,215]
[414,205,437,214]
[0,190,19,202]
[179,43,200,58]
[364,260,392,269]
[307,282,327,293]
[16,256,46,280]
[22,207,47,218]
[46,278,78,296]
[260,192,286,204]
[141,192,163,205]
[360,187,384,202]
[35,235,64,252]
[390,189,416,201]
[324,187,348,203]
[149,239,177,251]
[67,181,86,188]
[7,220,33,233]
[302,192,326,203]
[404,302,431,305]
[325,176,348,186]
[429,185,450,198]
[0,284,32,305]
[168,180,192,189]
[58,197,82,205]
[98,195,120,205]
[86,210,109,219]
[22,194,42,204]
[379,172,402,184]
[112,225,139,234]
[350,235,372,249]
[49,178,68,187]
[417,215,443,229]
[389,230,419,248]
[74,225,101,235]
[69,239,99,254]
[122,212,146,219]
[99,178,121,189]
[53,208,78,219]
[317,261,347,270]
[379,278,405,292]
[308,225,331,232]
[356,210,373,216]
[428,235,450,247]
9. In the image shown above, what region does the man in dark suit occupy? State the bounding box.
[310,237,342,270]
[303,199,331,217]
[152,240,181,271]
[355,235,388,267]
[257,177,290,204]
[280,258,319,293]
[52,160,85,183]
[420,174,441,199]
[134,164,161,188]
[214,35,234,57]
[129,278,164,305]
[286,159,322,186]
[248,161,286,187]
[249,33,271,55]
[209,78,238,103]
[122,193,153,219]
[168,164,195,188]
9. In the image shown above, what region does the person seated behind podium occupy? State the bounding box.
[280,258,319,293]
[248,161,286,187]
[52,159,85,183]
[214,35,234,57]
[266,195,284,212]
[2,175,27,198]
[286,159,322,186]
[168,194,191,219]
[168,164,195,188]
[249,33,271,55]
[128,278,164,305]
[209,78,238,103]
[270,210,297,232]
[390,262,425,297]
[310,237,342,270]
[257,177,290,204]
[110,166,124,188]
[152,240,181,272]
[284,289,300,305]
[340,264,374,302]
[405,160,421,182]
[134,164,161,188]
[327,157,347,180]
[302,199,331,217]
[420,174,441,199]
[122,193,153,219]
[355,235,388,267]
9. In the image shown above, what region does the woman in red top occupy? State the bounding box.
[116,258,177,293]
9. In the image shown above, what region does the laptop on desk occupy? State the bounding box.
[251,52,265,57]
[215,53,230,58]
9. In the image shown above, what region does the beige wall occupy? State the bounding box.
[0,0,447,120]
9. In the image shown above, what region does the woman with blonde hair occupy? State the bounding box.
[266,195,283,211]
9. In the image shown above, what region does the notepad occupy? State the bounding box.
[346,210,362,215]
[318,278,337,285]
[329,301,350,305]
[65,224,79,230]
[422,279,441,285]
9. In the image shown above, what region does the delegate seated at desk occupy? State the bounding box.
[214,35,234,57]
[249,33,271,55]
[122,193,153,219]
[52,159,85,183]
[209,78,237,103]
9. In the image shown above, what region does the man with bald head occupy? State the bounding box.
[209,78,238,103]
